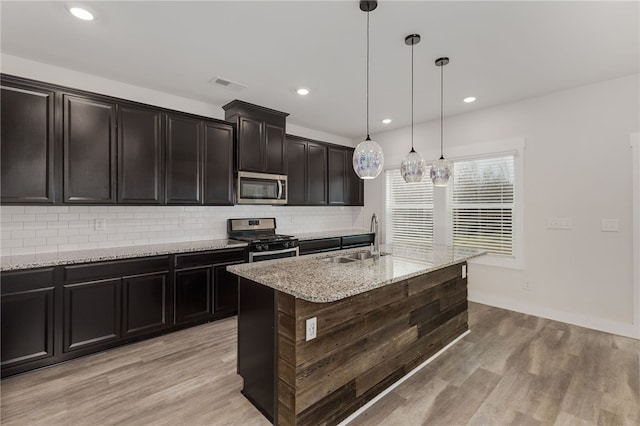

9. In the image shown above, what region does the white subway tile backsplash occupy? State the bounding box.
[24,206,49,213]
[12,230,36,239]
[36,214,59,222]
[12,214,36,222]
[1,205,363,255]
[47,236,69,245]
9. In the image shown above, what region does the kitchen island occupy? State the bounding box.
[227,245,484,426]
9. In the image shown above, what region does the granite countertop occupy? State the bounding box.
[296,229,372,241]
[0,239,248,271]
[227,245,485,303]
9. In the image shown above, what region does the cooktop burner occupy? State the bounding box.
[233,234,295,243]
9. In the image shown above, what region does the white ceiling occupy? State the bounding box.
[1,1,638,140]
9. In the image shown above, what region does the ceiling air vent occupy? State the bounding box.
[209,76,247,92]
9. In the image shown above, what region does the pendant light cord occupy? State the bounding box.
[440,61,444,160]
[411,42,414,151]
[366,10,370,140]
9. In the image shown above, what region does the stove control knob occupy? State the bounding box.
[255,244,263,251]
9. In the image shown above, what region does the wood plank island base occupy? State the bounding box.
[227,246,484,425]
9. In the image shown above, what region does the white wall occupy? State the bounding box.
[0,54,354,146]
[365,74,640,338]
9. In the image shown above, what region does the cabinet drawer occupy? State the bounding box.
[175,248,246,269]
[299,238,341,255]
[64,256,170,283]
[341,234,374,249]
[1,268,56,293]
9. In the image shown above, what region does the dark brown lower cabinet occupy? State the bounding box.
[122,272,169,337]
[213,263,242,315]
[0,248,244,378]
[0,268,56,373]
[175,267,212,325]
[63,278,122,352]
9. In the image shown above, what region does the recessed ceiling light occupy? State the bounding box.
[381,118,392,124]
[68,7,94,21]
[463,97,476,103]
[296,88,310,96]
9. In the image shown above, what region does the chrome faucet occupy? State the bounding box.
[370,213,379,258]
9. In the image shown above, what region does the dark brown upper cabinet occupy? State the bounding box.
[117,105,164,204]
[285,135,327,206]
[1,78,56,204]
[223,100,288,174]
[328,146,363,206]
[165,114,202,204]
[63,94,117,204]
[345,147,364,206]
[203,121,234,205]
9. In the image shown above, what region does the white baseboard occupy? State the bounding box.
[468,290,639,339]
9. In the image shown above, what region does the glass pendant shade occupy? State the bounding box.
[401,149,426,183]
[353,137,384,179]
[430,157,452,186]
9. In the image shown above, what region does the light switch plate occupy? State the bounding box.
[547,218,572,230]
[601,219,619,232]
[462,265,467,279]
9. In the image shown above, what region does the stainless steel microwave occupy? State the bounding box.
[237,171,287,205]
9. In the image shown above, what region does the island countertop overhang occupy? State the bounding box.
[227,245,485,303]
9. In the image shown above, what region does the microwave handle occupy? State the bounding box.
[277,180,283,200]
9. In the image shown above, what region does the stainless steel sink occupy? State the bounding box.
[321,251,389,263]
[342,251,388,260]
[321,256,357,264]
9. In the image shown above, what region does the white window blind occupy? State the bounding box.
[451,155,515,257]
[385,169,434,249]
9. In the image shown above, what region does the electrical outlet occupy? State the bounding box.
[547,218,572,230]
[522,280,531,291]
[306,317,317,341]
[461,264,467,279]
[94,218,106,231]
[178,217,185,228]
[601,219,619,232]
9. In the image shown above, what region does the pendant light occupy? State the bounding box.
[400,34,426,183]
[352,0,384,180]
[431,57,453,187]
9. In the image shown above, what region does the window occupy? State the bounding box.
[384,169,434,250]
[450,155,515,257]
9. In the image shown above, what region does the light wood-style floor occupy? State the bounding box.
[1,303,638,426]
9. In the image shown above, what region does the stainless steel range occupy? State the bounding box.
[228,218,299,262]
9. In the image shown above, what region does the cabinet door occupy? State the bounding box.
[122,272,168,337]
[166,115,201,204]
[285,138,307,205]
[63,95,117,203]
[328,147,346,205]
[203,121,234,205]
[1,82,55,204]
[1,268,56,372]
[118,105,163,204]
[265,123,285,174]
[307,142,328,205]
[213,263,240,316]
[238,117,263,172]
[63,278,121,352]
[174,267,212,325]
[345,148,364,206]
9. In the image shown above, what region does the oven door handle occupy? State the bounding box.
[249,247,299,262]
[277,180,283,200]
